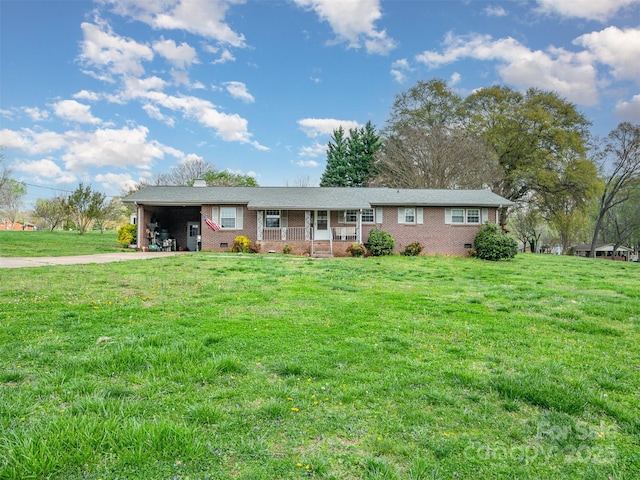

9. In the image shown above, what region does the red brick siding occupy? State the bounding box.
[196,205,497,256]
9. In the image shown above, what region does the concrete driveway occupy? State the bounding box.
[0,251,188,268]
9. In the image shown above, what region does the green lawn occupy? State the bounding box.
[0,230,123,257]
[0,250,638,479]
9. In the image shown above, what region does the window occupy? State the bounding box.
[404,208,416,223]
[265,210,280,228]
[451,209,465,223]
[345,210,358,222]
[220,207,236,229]
[466,209,480,224]
[362,208,374,223]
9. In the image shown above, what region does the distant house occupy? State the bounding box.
[0,220,36,231]
[573,243,634,261]
[123,186,513,257]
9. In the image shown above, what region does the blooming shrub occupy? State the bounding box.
[117,223,137,247]
[231,235,252,253]
[346,242,366,257]
[402,241,424,256]
[473,223,517,261]
[367,229,395,256]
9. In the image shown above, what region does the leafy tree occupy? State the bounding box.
[535,155,601,253]
[464,86,592,225]
[93,197,126,233]
[597,183,640,258]
[0,179,26,222]
[509,201,545,253]
[66,183,107,235]
[33,196,68,231]
[202,170,258,186]
[588,122,640,257]
[320,121,381,187]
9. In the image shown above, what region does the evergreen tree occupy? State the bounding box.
[320,122,381,187]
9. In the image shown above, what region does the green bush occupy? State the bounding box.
[473,223,518,261]
[402,241,424,256]
[117,223,137,247]
[282,244,293,254]
[367,229,395,256]
[346,242,366,257]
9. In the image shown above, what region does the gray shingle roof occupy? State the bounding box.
[123,186,513,209]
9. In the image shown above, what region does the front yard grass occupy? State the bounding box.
[0,253,638,479]
[0,230,122,257]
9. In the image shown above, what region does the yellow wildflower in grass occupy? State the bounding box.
[296,462,303,467]
[291,407,299,412]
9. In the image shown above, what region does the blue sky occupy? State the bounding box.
[1,0,639,205]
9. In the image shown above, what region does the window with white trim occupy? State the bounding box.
[404,207,416,223]
[466,209,480,224]
[451,209,465,223]
[265,210,280,228]
[345,210,358,222]
[220,207,237,229]
[362,208,374,223]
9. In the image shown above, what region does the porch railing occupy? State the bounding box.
[331,226,358,242]
[262,227,309,242]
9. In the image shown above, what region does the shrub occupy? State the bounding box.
[346,242,366,257]
[367,229,395,256]
[231,235,252,253]
[282,244,293,255]
[247,242,261,253]
[402,241,424,256]
[117,224,137,247]
[473,223,518,261]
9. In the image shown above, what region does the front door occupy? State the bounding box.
[187,222,200,251]
[314,210,330,240]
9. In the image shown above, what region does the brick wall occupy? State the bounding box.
[198,205,497,256]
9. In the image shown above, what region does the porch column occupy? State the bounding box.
[137,205,145,248]
[305,211,311,241]
[257,211,263,241]
[357,209,363,243]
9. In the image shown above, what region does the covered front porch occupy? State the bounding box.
[255,209,365,257]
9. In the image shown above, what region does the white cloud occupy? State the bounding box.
[142,103,176,126]
[615,94,640,122]
[224,81,255,103]
[52,100,101,124]
[1,125,171,172]
[153,38,199,69]
[103,0,247,47]
[211,48,236,64]
[450,72,461,86]
[390,58,411,83]
[94,172,138,193]
[299,141,326,158]
[574,26,640,82]
[296,159,320,167]
[13,158,72,182]
[23,107,49,121]
[415,32,599,105]
[293,0,397,55]
[73,90,101,101]
[79,21,154,80]
[298,118,361,137]
[535,0,640,21]
[484,5,507,17]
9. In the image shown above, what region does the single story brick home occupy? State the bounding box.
[123,184,513,256]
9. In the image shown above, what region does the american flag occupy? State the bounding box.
[201,212,221,232]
